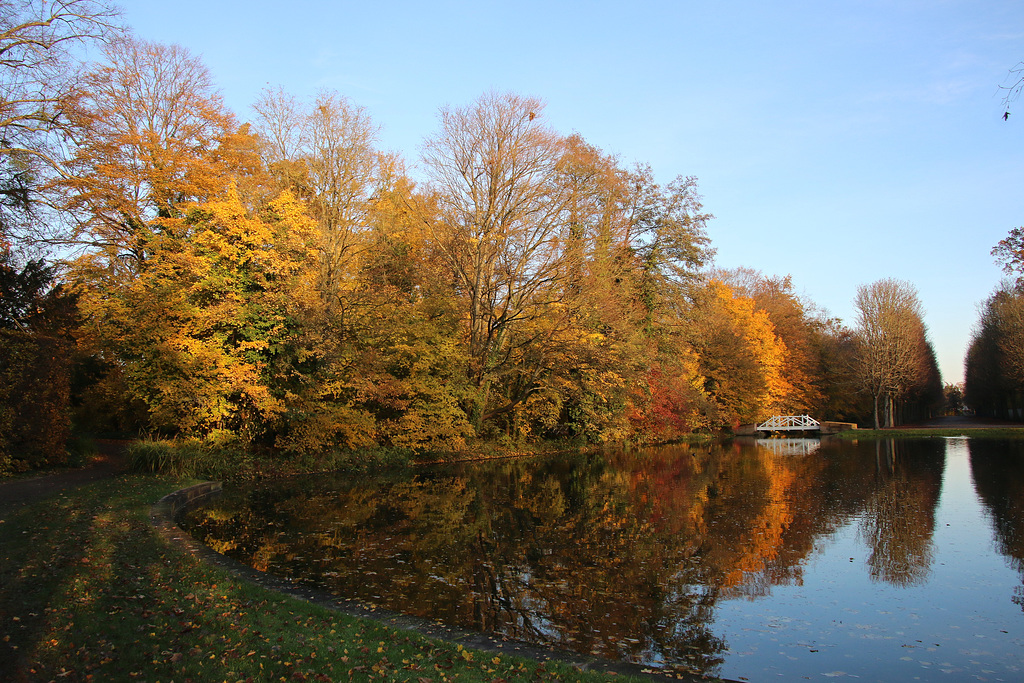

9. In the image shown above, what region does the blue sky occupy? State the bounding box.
[120,0,1024,384]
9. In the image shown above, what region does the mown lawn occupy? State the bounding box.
[0,474,649,682]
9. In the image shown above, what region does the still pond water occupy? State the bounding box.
[181,437,1024,681]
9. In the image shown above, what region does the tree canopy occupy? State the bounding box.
[0,29,951,471]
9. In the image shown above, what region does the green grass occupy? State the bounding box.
[835,427,1024,439]
[0,475,646,682]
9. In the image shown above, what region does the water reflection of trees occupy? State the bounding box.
[859,439,944,586]
[182,438,948,676]
[968,439,1024,610]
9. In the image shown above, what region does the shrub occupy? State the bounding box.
[126,439,239,479]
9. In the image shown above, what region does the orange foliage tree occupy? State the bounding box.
[56,37,248,268]
[688,280,790,427]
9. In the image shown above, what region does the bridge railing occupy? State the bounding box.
[756,415,821,431]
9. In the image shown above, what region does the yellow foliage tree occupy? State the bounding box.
[74,189,321,443]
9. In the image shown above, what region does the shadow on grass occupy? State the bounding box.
[0,477,205,678]
[0,475,675,682]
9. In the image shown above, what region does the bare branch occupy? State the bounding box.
[0,0,124,247]
[999,61,1024,118]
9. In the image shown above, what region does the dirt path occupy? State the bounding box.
[0,441,129,521]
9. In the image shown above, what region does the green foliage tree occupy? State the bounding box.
[0,245,77,472]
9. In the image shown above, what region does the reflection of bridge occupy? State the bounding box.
[755,438,821,456]
[756,415,820,432]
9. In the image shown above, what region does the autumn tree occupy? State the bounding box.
[0,2,125,471]
[992,226,1024,284]
[320,169,476,453]
[579,154,713,439]
[0,0,121,245]
[532,136,649,439]
[522,135,711,442]
[0,243,77,473]
[57,37,246,268]
[622,170,712,323]
[717,267,885,423]
[252,92,472,451]
[965,309,1004,419]
[902,338,942,424]
[74,187,323,444]
[688,280,790,426]
[965,282,1024,420]
[965,232,1024,420]
[250,86,304,167]
[418,101,716,440]
[991,288,1024,390]
[251,88,480,451]
[715,268,825,413]
[252,87,383,313]
[811,317,866,423]
[853,279,937,429]
[417,92,575,428]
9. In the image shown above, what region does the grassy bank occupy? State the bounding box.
[123,438,604,483]
[120,436,720,484]
[0,474,643,682]
[835,427,1024,439]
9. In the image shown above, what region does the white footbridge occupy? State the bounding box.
[756,415,821,432]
